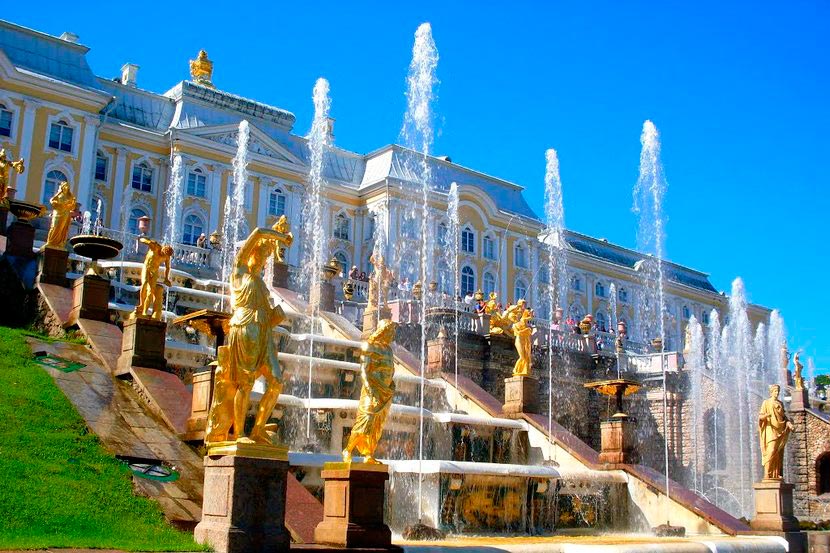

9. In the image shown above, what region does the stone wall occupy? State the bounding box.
[790,406,830,520]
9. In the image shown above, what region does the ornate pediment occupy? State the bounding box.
[203,131,296,164]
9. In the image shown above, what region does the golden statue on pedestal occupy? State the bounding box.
[759,384,794,480]
[793,351,804,390]
[273,214,293,262]
[133,237,174,320]
[189,50,215,88]
[44,181,77,250]
[367,254,394,310]
[204,221,294,450]
[0,148,25,204]
[512,309,533,377]
[343,319,398,464]
[486,294,529,338]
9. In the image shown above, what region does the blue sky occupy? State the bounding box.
[12,1,829,368]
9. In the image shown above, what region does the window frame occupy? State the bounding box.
[514,279,527,302]
[460,266,476,297]
[182,213,205,245]
[483,234,496,260]
[269,188,287,217]
[461,227,475,254]
[514,242,527,268]
[0,103,13,138]
[48,119,74,153]
[186,169,207,198]
[131,161,154,192]
[94,150,109,182]
[333,212,351,241]
[42,170,69,205]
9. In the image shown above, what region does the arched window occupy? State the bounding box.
[596,311,607,331]
[0,103,12,137]
[131,161,153,192]
[460,266,475,297]
[817,453,830,495]
[42,170,68,204]
[333,252,349,277]
[618,287,628,303]
[333,212,350,240]
[182,213,205,245]
[95,150,108,182]
[595,281,605,297]
[514,243,527,268]
[483,234,496,260]
[683,305,691,319]
[514,280,527,302]
[483,271,496,297]
[48,119,74,152]
[461,227,475,254]
[269,188,286,216]
[702,310,710,325]
[187,168,207,197]
[571,275,582,291]
[128,208,148,235]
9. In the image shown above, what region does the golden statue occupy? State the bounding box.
[486,294,529,338]
[759,384,794,480]
[367,254,394,310]
[793,351,804,390]
[204,220,294,448]
[512,309,533,377]
[0,148,25,203]
[189,50,214,88]
[273,214,293,263]
[134,237,174,320]
[44,181,77,250]
[342,319,398,464]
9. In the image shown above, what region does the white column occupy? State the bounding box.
[257,180,268,227]
[110,147,128,228]
[354,207,365,273]
[586,270,594,318]
[528,243,537,305]
[500,232,509,300]
[15,98,40,200]
[76,115,99,210]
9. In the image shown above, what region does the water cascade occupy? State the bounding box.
[447,182,460,407]
[609,283,619,375]
[164,154,185,246]
[220,120,251,309]
[685,315,705,493]
[399,21,439,523]
[767,310,787,386]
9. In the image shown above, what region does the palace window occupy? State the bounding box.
[182,213,205,245]
[334,252,349,277]
[461,266,475,297]
[269,188,286,216]
[702,310,710,325]
[571,275,582,291]
[0,104,12,137]
[333,213,350,240]
[483,271,496,297]
[42,170,68,204]
[131,162,153,192]
[94,151,108,182]
[514,243,527,268]
[595,281,606,297]
[128,208,148,235]
[187,169,207,198]
[817,453,830,495]
[461,227,475,254]
[683,305,691,319]
[618,287,628,303]
[514,280,527,303]
[483,235,496,260]
[596,311,607,330]
[48,120,74,152]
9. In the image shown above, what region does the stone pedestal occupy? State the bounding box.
[790,387,809,411]
[184,366,217,442]
[67,274,110,326]
[599,417,638,464]
[314,462,395,549]
[6,221,36,257]
[116,316,168,376]
[362,307,392,338]
[320,281,335,313]
[271,262,290,289]
[38,247,70,287]
[194,449,290,553]
[751,480,800,532]
[503,375,539,416]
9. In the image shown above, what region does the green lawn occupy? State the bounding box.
[0,327,204,550]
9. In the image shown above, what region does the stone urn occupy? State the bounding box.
[412,281,423,301]
[209,230,221,249]
[69,234,124,276]
[321,257,340,282]
[342,280,355,301]
[137,215,151,235]
[579,314,594,335]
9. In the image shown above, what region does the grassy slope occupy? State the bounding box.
[0,327,202,550]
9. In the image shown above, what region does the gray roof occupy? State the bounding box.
[0,19,100,90]
[98,78,174,132]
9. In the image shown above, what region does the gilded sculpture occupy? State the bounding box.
[342,319,398,464]
[44,181,77,250]
[367,254,394,310]
[486,293,529,338]
[759,384,794,480]
[793,351,804,390]
[0,148,25,204]
[134,237,174,320]
[511,309,534,377]
[273,214,293,263]
[189,50,215,88]
[204,221,294,448]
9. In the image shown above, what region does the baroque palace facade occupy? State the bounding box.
[0,19,771,347]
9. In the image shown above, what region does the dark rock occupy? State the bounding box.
[402,523,446,541]
[652,523,686,537]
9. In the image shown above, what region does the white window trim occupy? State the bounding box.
[186,168,208,198]
[130,156,156,194]
[461,226,476,255]
[0,94,21,142]
[333,211,352,241]
[94,149,112,184]
[44,111,80,158]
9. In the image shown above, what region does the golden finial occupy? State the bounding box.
[189,50,214,88]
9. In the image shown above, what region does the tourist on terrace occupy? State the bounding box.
[196,233,207,249]
[359,271,368,282]
[349,265,359,280]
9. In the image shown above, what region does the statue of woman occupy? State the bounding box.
[759,384,794,480]
[44,182,77,249]
[511,309,534,377]
[342,319,398,464]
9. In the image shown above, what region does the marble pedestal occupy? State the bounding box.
[184,366,216,442]
[194,447,290,553]
[750,480,806,553]
[362,307,392,338]
[38,247,69,287]
[6,221,35,257]
[599,417,638,464]
[503,375,539,416]
[790,387,809,410]
[271,262,290,289]
[67,274,110,326]
[314,462,397,549]
[116,316,168,376]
